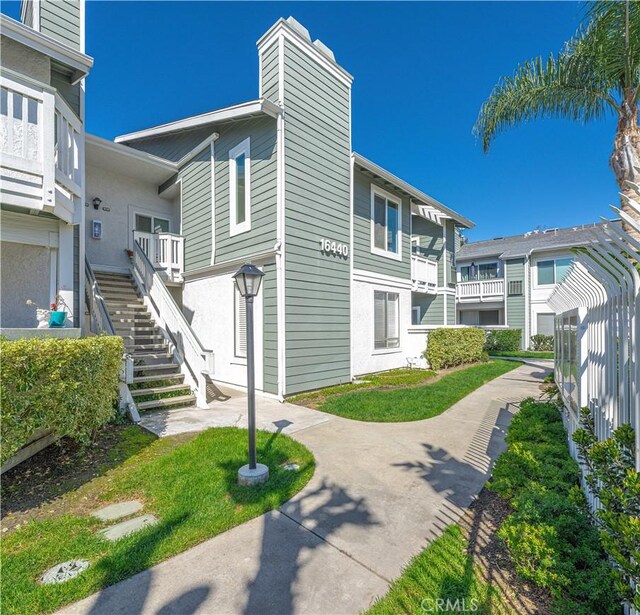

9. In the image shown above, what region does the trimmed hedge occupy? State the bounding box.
[484,328,521,352]
[489,399,622,614]
[1,335,123,465]
[424,327,486,370]
[530,334,554,351]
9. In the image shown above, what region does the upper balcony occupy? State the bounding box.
[457,278,505,302]
[411,253,438,293]
[0,72,82,224]
[133,231,184,284]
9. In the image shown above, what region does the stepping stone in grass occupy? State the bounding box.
[98,514,158,542]
[91,500,143,521]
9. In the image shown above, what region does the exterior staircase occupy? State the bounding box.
[94,271,196,413]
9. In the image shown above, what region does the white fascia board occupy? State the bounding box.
[1,14,93,82]
[353,152,474,229]
[114,99,283,144]
[86,134,178,173]
[257,18,354,87]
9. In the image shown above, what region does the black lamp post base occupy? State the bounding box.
[238,463,269,486]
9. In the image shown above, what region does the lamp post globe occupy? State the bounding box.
[233,263,268,486]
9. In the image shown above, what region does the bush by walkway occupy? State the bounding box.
[1,427,314,615]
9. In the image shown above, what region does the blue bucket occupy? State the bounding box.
[49,311,66,328]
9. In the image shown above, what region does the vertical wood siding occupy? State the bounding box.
[214,117,277,262]
[283,39,351,394]
[39,0,81,50]
[181,148,212,272]
[352,169,411,278]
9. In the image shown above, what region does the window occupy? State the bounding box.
[537,258,574,285]
[460,265,471,282]
[508,280,523,296]
[371,188,401,259]
[374,291,399,349]
[229,137,251,236]
[135,214,170,234]
[234,288,247,358]
[478,263,498,280]
[479,310,500,326]
[411,306,421,326]
[537,313,555,336]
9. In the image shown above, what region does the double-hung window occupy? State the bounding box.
[229,137,251,236]
[234,287,247,358]
[374,291,400,349]
[371,187,401,259]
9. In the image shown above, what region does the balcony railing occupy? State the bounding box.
[133,231,184,283]
[457,278,505,302]
[411,255,438,293]
[0,72,82,223]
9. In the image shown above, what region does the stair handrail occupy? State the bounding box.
[84,258,140,423]
[131,241,214,408]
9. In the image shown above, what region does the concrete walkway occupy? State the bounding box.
[58,363,547,615]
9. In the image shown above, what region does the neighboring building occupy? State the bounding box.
[455,224,603,349]
[1,6,473,411]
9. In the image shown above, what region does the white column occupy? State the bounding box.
[58,222,75,326]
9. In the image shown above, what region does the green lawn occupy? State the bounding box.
[317,360,520,422]
[490,351,554,359]
[1,427,314,615]
[366,525,507,615]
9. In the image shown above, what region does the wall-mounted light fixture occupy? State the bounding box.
[92,197,102,210]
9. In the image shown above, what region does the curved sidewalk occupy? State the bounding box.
[58,363,547,615]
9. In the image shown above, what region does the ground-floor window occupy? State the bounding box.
[479,310,500,326]
[234,288,247,358]
[537,312,555,336]
[374,291,399,349]
[411,305,421,326]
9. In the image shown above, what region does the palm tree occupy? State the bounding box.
[474,1,640,229]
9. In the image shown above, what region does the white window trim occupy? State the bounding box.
[370,185,402,261]
[229,136,251,237]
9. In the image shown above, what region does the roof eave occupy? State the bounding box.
[114,99,283,144]
[86,134,178,172]
[1,14,93,82]
[352,152,474,229]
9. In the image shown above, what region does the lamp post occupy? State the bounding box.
[233,263,268,486]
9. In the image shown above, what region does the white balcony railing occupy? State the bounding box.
[411,255,438,293]
[133,231,184,283]
[457,278,505,302]
[0,71,82,223]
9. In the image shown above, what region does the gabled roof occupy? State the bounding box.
[457,222,608,261]
[115,99,282,144]
[352,153,474,229]
[0,14,93,83]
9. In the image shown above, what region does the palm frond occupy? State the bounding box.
[473,52,616,152]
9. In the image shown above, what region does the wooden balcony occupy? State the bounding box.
[411,254,438,293]
[457,278,505,302]
[133,231,184,283]
[0,71,82,223]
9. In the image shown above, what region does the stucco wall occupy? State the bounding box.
[0,36,50,84]
[182,271,264,392]
[85,165,180,270]
[1,241,51,327]
[351,278,413,376]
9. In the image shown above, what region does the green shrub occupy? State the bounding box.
[0,335,123,465]
[490,398,622,614]
[424,327,485,370]
[530,334,554,351]
[484,328,522,352]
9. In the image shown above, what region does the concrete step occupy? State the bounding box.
[103,293,141,302]
[131,343,168,352]
[97,279,136,289]
[132,373,185,384]
[115,325,157,332]
[133,362,180,372]
[109,308,148,315]
[137,395,196,411]
[107,301,145,309]
[132,351,174,362]
[130,384,191,397]
[123,334,165,344]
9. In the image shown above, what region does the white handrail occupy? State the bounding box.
[133,231,184,282]
[131,241,214,408]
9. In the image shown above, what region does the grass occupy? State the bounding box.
[316,360,520,422]
[366,525,508,615]
[288,368,437,407]
[1,427,314,615]
[490,351,554,359]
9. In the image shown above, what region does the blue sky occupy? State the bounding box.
[4,1,619,241]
